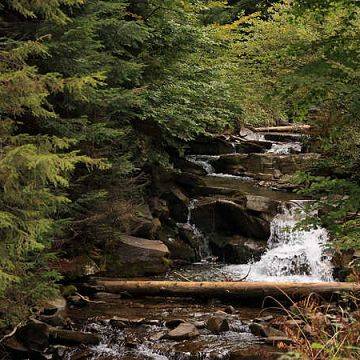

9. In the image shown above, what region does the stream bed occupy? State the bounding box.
[63,133,333,359]
[66,297,281,360]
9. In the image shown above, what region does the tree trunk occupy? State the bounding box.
[254,125,312,133]
[93,280,359,301]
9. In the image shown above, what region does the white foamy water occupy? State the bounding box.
[186,155,219,174]
[176,199,211,259]
[267,142,302,155]
[223,201,333,282]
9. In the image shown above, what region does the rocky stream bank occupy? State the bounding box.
[2,126,358,359]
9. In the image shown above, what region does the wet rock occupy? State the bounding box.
[212,153,319,179]
[110,317,146,328]
[49,345,72,360]
[105,235,170,277]
[192,199,271,240]
[175,158,208,176]
[165,318,186,329]
[93,292,122,300]
[165,186,190,222]
[150,331,167,341]
[224,306,235,314]
[49,328,100,346]
[214,235,267,264]
[67,295,88,308]
[188,136,234,155]
[178,223,203,250]
[245,195,280,215]
[176,172,207,189]
[166,323,200,340]
[193,320,206,329]
[235,140,272,154]
[206,316,230,334]
[249,323,286,338]
[162,235,197,263]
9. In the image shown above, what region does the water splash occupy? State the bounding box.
[267,142,302,155]
[176,199,211,260]
[186,155,219,174]
[224,201,333,282]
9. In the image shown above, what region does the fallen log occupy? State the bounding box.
[254,125,312,133]
[93,280,360,302]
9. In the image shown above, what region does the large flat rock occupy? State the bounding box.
[105,235,170,277]
[212,153,319,178]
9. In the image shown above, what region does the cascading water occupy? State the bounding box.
[224,201,333,282]
[267,142,302,154]
[176,199,211,260]
[186,155,219,174]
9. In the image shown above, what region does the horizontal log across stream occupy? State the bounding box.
[93,280,360,301]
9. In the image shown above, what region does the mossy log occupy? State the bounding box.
[93,280,360,301]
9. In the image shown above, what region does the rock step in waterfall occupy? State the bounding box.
[82,126,334,283]
[174,127,334,282]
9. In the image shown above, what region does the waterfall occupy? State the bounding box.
[267,142,302,154]
[186,155,219,174]
[176,199,211,260]
[224,201,333,282]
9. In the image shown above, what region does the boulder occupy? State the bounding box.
[245,195,280,215]
[48,328,100,346]
[176,172,207,189]
[212,235,267,264]
[192,199,271,240]
[206,316,230,334]
[105,235,170,277]
[162,236,197,262]
[110,317,145,328]
[175,158,208,176]
[187,136,234,155]
[165,187,189,223]
[165,319,186,329]
[212,153,319,179]
[235,140,272,154]
[249,322,286,338]
[131,204,161,239]
[166,323,200,340]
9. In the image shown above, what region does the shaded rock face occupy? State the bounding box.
[235,140,272,154]
[212,153,319,179]
[105,235,170,277]
[162,236,197,263]
[211,235,267,264]
[130,204,161,240]
[164,186,189,223]
[187,136,234,155]
[191,199,274,240]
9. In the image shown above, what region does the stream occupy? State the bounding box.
[65,132,333,360]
